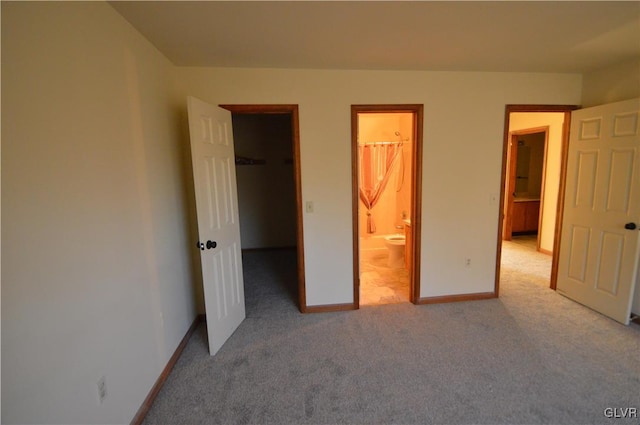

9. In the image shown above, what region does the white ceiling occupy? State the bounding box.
[110,1,640,73]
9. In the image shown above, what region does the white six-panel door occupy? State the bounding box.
[557,98,640,324]
[187,96,245,354]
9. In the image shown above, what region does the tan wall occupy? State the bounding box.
[2,3,198,423]
[582,58,640,107]
[175,68,582,302]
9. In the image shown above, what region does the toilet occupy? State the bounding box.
[384,234,406,268]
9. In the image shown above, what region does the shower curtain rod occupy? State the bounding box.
[357,141,404,146]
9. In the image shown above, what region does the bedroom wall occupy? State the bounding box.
[2,2,197,423]
[1,3,597,424]
[581,58,640,107]
[175,68,582,304]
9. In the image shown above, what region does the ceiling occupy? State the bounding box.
[110,1,640,73]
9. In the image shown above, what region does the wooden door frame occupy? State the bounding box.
[219,104,308,312]
[503,126,550,250]
[495,104,579,296]
[351,104,424,307]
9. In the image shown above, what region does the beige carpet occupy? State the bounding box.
[141,247,640,425]
[501,234,552,284]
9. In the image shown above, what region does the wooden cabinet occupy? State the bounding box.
[405,222,412,270]
[512,200,540,233]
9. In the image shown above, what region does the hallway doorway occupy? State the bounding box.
[496,105,578,294]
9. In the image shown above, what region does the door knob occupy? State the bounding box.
[196,241,205,250]
[624,222,637,230]
[206,240,217,249]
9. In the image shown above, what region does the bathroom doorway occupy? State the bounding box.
[351,105,423,307]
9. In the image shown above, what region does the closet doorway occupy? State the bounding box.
[351,105,423,307]
[220,104,307,312]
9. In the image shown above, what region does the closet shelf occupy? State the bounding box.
[235,156,266,166]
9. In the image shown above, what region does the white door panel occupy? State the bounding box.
[557,98,640,324]
[188,96,245,354]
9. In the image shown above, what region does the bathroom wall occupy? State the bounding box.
[231,114,297,249]
[397,113,414,224]
[357,113,412,237]
[514,132,545,198]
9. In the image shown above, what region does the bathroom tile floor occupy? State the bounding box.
[360,251,410,306]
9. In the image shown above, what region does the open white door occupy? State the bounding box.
[187,96,245,354]
[557,98,640,324]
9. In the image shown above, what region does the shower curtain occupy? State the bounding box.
[358,143,402,234]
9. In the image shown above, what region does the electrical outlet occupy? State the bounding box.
[305,201,314,213]
[465,258,471,267]
[97,376,107,405]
